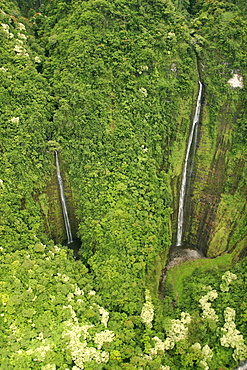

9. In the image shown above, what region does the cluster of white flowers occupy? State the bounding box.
[10,323,18,334]
[67,293,75,302]
[10,116,19,124]
[88,290,96,296]
[94,330,115,349]
[191,343,213,370]
[18,22,26,31]
[14,39,29,57]
[167,32,176,39]
[61,274,70,282]
[41,364,56,370]
[74,285,84,296]
[1,23,8,32]
[220,271,237,292]
[170,63,177,73]
[66,284,84,302]
[34,55,41,63]
[36,332,44,341]
[151,336,170,354]
[139,87,148,98]
[141,290,154,328]
[199,287,218,322]
[137,65,149,74]
[0,66,8,72]
[63,304,78,323]
[201,345,213,370]
[160,366,170,370]
[26,343,51,361]
[56,273,70,282]
[99,306,109,327]
[150,312,191,355]
[191,342,201,351]
[63,321,92,343]
[228,74,244,89]
[53,245,61,253]
[142,354,153,361]
[14,43,23,54]
[220,307,247,361]
[61,297,115,369]
[166,312,191,345]
[62,321,114,369]
[1,23,14,38]
[17,32,27,40]
[141,145,148,153]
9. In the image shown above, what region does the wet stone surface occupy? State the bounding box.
[159,245,205,296]
[167,246,205,270]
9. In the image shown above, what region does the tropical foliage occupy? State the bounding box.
[0,0,246,369]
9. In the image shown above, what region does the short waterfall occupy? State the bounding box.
[176,81,203,246]
[55,151,73,244]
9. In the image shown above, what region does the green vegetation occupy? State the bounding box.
[182,0,247,255]
[165,253,233,304]
[0,0,247,369]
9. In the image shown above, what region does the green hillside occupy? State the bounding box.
[0,0,246,369]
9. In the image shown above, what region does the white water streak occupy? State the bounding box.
[176,81,203,246]
[55,151,73,244]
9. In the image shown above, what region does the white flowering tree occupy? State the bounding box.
[141,290,154,328]
[0,245,116,369]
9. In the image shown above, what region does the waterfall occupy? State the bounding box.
[176,81,203,246]
[55,151,73,244]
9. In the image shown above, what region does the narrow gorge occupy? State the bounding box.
[176,80,203,247]
[55,150,73,245]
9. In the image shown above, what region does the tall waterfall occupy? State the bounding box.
[176,81,203,246]
[55,151,73,244]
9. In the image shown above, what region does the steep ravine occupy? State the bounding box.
[39,152,79,246]
[182,96,247,259]
[183,100,230,254]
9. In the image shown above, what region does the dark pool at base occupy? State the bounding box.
[62,238,81,260]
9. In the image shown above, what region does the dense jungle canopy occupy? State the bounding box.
[0,0,247,369]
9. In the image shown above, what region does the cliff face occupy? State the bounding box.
[169,0,247,260]
[183,97,246,258]
[41,154,79,245]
